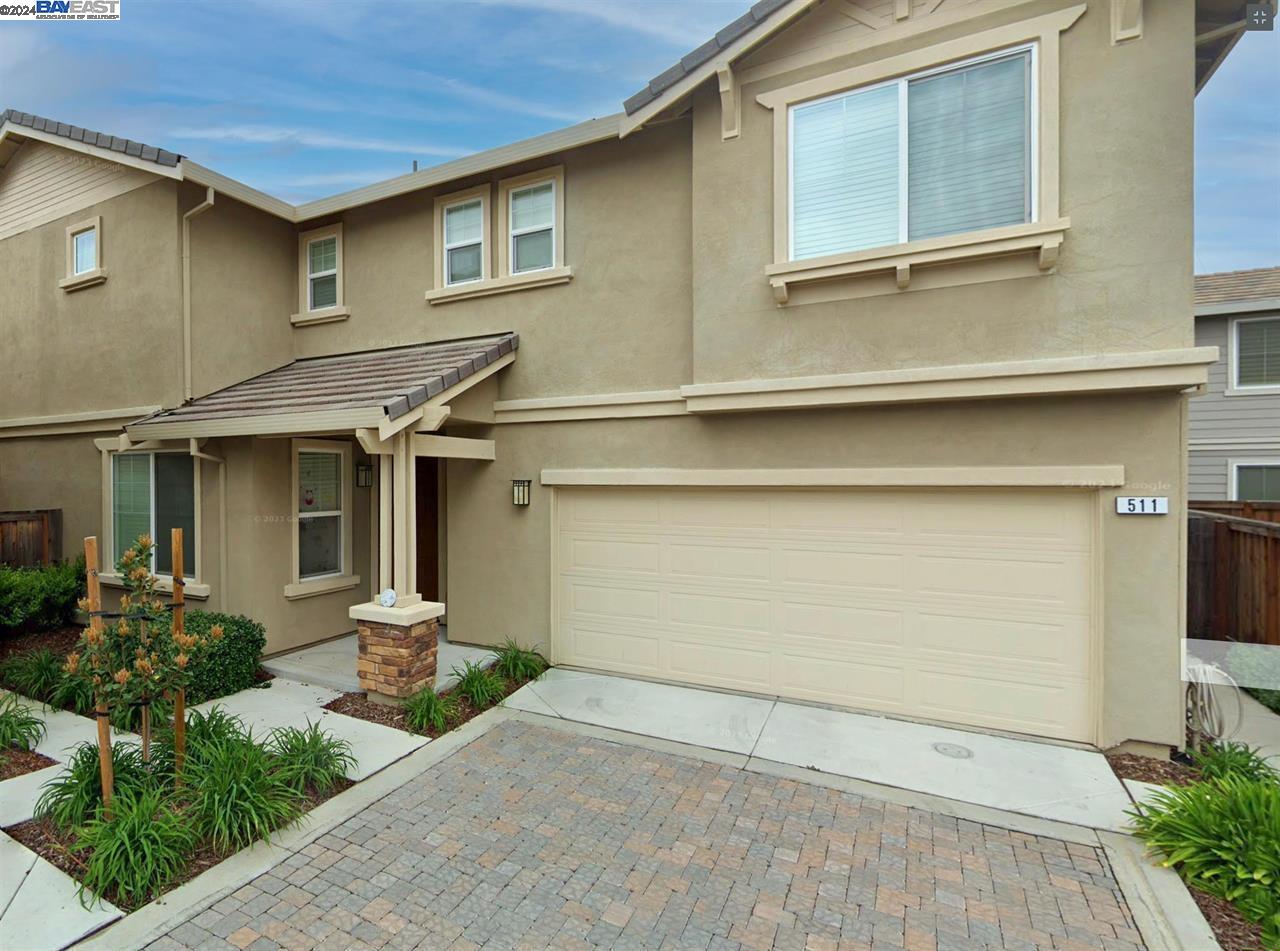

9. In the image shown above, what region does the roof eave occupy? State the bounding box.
[1195,297,1280,317]
[0,120,183,180]
[620,0,819,138]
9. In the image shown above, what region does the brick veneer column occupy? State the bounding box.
[357,616,438,701]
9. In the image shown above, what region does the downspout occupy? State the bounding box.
[181,187,215,402]
[189,438,228,608]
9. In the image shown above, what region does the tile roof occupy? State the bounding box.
[1,108,181,167]
[1195,266,1280,307]
[131,333,518,430]
[623,0,792,115]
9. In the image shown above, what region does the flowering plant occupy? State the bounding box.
[66,535,223,711]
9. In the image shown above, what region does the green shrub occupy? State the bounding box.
[0,558,86,634]
[1191,740,1277,783]
[0,692,45,750]
[268,721,355,794]
[180,612,265,705]
[72,785,197,908]
[186,730,300,850]
[49,672,94,716]
[1131,774,1280,946]
[491,639,547,683]
[0,648,65,703]
[451,660,507,710]
[403,686,460,734]
[34,741,152,830]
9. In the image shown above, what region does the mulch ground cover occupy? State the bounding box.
[0,625,83,662]
[1189,887,1267,951]
[1105,751,1200,787]
[324,670,537,739]
[0,747,58,781]
[4,776,353,912]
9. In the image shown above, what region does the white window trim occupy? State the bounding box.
[60,215,107,292]
[1227,315,1280,395]
[786,44,1037,262]
[757,5,1082,303]
[292,223,349,326]
[427,176,573,305]
[287,438,359,600]
[1228,458,1280,502]
[497,166,565,278]
[435,184,490,288]
[100,449,206,596]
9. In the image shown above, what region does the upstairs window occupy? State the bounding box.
[1234,317,1280,389]
[73,225,97,275]
[790,46,1033,260]
[308,236,338,309]
[295,224,344,321]
[509,181,555,273]
[444,197,485,285]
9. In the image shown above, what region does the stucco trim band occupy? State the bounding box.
[680,347,1218,413]
[0,405,162,439]
[493,389,686,424]
[540,466,1125,488]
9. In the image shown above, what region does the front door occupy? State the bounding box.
[415,458,440,601]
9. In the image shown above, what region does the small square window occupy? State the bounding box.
[73,228,97,275]
[1235,317,1280,388]
[1236,465,1280,502]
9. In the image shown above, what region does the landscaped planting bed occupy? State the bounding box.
[325,639,547,739]
[3,710,355,910]
[0,691,53,780]
[1105,750,1199,787]
[1124,740,1280,950]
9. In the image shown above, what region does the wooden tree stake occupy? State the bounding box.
[172,527,187,784]
[84,536,114,818]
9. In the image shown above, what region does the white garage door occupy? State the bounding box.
[553,486,1095,742]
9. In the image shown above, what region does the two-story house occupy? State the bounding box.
[0,0,1246,755]
[1190,266,1280,501]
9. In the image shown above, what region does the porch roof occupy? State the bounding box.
[126,333,518,439]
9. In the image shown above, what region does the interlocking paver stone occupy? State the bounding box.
[151,721,1144,950]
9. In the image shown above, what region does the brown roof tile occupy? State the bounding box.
[1195,266,1280,306]
[132,333,517,429]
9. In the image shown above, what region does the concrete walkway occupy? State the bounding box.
[262,628,494,694]
[504,669,1137,832]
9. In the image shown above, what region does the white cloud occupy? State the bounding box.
[473,0,734,46]
[168,125,470,157]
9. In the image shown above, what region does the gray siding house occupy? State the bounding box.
[1190,267,1280,500]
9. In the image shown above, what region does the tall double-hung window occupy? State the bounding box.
[111,452,196,576]
[790,47,1034,260]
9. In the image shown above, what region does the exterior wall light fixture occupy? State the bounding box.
[512,479,532,506]
[355,462,374,489]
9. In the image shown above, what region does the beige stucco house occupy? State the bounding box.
[0,0,1250,753]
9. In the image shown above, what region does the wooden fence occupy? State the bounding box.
[1187,510,1280,646]
[0,510,62,567]
[1189,500,1280,525]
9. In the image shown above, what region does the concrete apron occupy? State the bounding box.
[80,704,1215,951]
[505,667,1139,832]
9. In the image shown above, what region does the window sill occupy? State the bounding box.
[765,220,1069,304]
[283,574,361,601]
[425,265,573,306]
[291,305,350,327]
[1225,384,1280,397]
[59,269,108,292]
[99,572,211,600]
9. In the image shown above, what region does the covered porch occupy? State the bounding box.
[119,332,518,701]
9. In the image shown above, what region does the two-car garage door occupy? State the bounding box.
[552,486,1095,742]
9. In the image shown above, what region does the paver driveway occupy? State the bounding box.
[151,719,1145,951]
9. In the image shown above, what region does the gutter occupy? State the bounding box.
[181,187,215,402]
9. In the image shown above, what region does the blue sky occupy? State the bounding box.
[0,1,1275,272]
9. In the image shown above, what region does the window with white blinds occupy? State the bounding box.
[1235,317,1280,388]
[111,452,196,576]
[790,46,1034,260]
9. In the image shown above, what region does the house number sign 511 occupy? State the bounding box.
[1115,497,1169,515]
